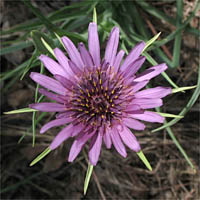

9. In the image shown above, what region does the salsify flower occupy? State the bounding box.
[29,23,171,166]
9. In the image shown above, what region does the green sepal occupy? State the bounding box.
[30,147,51,166]
[41,37,55,58]
[4,108,37,114]
[54,32,66,50]
[137,150,152,171]
[142,32,161,53]
[172,85,197,93]
[31,30,55,54]
[93,7,97,24]
[84,162,94,195]
[156,112,183,119]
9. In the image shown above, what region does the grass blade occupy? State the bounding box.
[165,126,195,170]
[0,41,32,56]
[172,0,183,68]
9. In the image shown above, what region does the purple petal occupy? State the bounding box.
[103,128,112,149]
[119,126,141,152]
[131,98,163,109]
[29,102,66,112]
[123,118,145,130]
[50,124,74,150]
[134,63,168,82]
[130,111,164,123]
[89,133,103,166]
[68,60,82,76]
[71,123,85,137]
[121,41,146,71]
[30,72,66,95]
[61,36,84,68]
[38,88,65,104]
[88,22,100,67]
[113,50,125,72]
[125,104,141,113]
[68,130,95,162]
[104,27,119,66]
[56,111,74,119]
[110,127,127,157]
[132,80,149,93]
[54,74,74,91]
[78,42,94,68]
[39,54,67,76]
[68,139,85,162]
[122,56,145,78]
[40,118,73,134]
[134,87,171,99]
[54,48,73,77]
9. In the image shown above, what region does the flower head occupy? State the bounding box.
[30,23,171,165]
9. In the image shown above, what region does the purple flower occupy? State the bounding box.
[29,23,171,166]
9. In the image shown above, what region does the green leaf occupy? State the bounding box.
[20,49,39,80]
[30,147,51,166]
[4,108,37,114]
[142,32,161,53]
[0,41,32,56]
[41,37,55,57]
[172,0,183,68]
[165,125,195,170]
[93,7,97,24]
[84,162,93,195]
[156,112,183,119]
[31,30,55,54]
[172,85,197,93]
[137,150,152,171]
[135,0,199,37]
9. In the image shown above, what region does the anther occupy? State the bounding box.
[80,89,84,94]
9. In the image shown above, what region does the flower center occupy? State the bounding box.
[70,65,126,128]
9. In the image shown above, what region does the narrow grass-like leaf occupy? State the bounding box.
[31,31,55,54]
[137,150,152,171]
[172,85,197,93]
[24,0,86,42]
[41,37,55,58]
[128,2,148,39]
[0,172,43,194]
[32,64,44,146]
[4,108,37,114]
[156,112,183,119]
[136,0,199,36]
[0,41,32,56]
[142,32,161,53]
[1,59,40,81]
[18,112,47,144]
[148,0,200,50]
[166,126,195,170]
[172,0,183,68]
[84,162,93,195]
[30,147,51,166]
[154,107,195,170]
[20,49,39,80]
